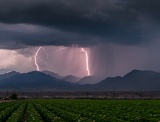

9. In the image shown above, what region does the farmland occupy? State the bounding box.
[0,100,160,121]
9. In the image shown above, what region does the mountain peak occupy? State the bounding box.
[124,70,157,78]
[0,71,20,81]
[42,70,63,79]
[0,70,76,91]
[77,76,100,84]
[27,71,44,75]
[6,71,19,74]
[62,75,81,83]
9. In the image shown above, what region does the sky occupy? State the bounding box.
[0,0,160,79]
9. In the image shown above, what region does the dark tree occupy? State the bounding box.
[11,93,18,100]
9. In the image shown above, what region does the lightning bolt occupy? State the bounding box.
[31,46,48,71]
[34,47,41,71]
[82,48,90,76]
[56,47,66,53]
[55,47,91,76]
[41,47,48,59]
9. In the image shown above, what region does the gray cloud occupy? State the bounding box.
[0,0,159,48]
[0,23,100,49]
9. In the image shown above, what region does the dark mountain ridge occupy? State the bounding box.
[0,71,19,80]
[42,70,63,79]
[77,76,99,84]
[0,70,160,91]
[92,70,160,91]
[0,71,77,91]
[62,75,81,83]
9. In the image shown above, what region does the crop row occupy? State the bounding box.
[38,102,92,122]
[6,101,27,122]
[0,101,22,122]
[27,101,43,122]
[0,101,44,122]
[31,99,160,121]
[0,102,17,112]
[33,102,64,122]
[0,100,160,121]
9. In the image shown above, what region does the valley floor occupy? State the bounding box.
[1,91,160,99]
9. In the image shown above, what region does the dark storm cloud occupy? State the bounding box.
[0,23,100,49]
[0,0,160,48]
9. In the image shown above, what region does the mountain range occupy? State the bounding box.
[42,70,63,79]
[0,70,160,91]
[0,71,77,91]
[90,70,160,91]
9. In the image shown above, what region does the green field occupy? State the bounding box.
[0,99,160,121]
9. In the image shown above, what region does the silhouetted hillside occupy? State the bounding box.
[62,75,81,83]
[0,70,160,91]
[42,70,63,79]
[0,71,19,80]
[77,76,100,84]
[0,71,76,91]
[93,70,160,91]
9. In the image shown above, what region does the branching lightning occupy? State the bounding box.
[34,47,41,71]
[31,46,48,71]
[56,47,66,53]
[82,48,90,76]
[31,46,90,76]
[41,47,48,59]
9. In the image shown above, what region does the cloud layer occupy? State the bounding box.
[0,0,160,48]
